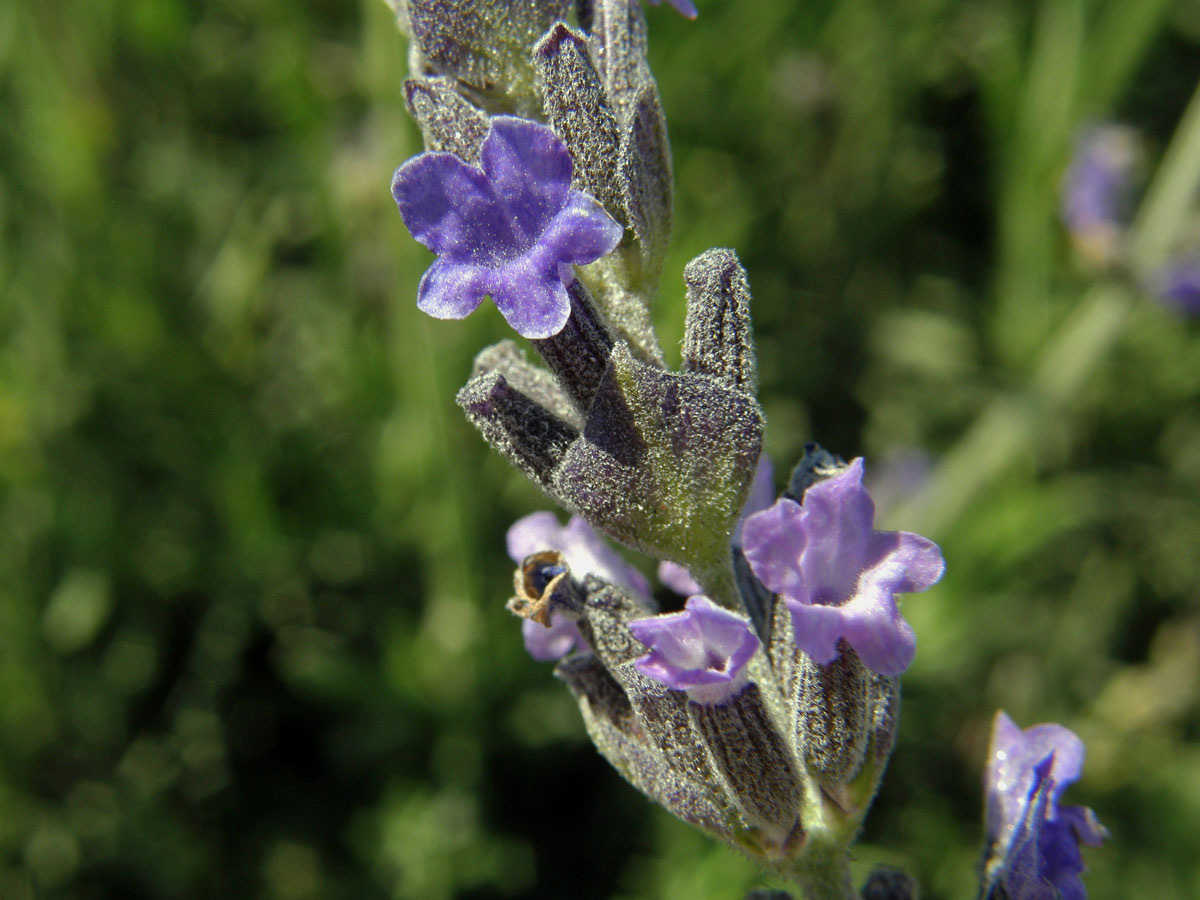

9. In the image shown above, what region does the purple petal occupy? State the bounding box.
[779,599,846,666]
[984,711,1107,900]
[522,612,588,661]
[628,595,759,695]
[792,458,876,604]
[480,117,573,244]
[741,497,807,598]
[867,531,946,595]
[415,258,490,320]
[506,511,563,562]
[658,560,702,596]
[489,260,573,339]
[731,454,775,545]
[838,592,917,676]
[1060,124,1137,235]
[535,191,624,267]
[391,152,514,261]
[988,711,1085,831]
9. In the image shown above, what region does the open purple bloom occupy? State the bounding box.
[646,0,699,18]
[627,595,760,703]
[984,711,1108,900]
[740,457,943,676]
[391,116,624,339]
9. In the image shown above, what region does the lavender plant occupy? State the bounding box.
[383,2,1106,898]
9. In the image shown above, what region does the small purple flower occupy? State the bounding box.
[646,0,699,18]
[391,116,624,339]
[984,711,1108,900]
[1060,124,1139,266]
[1154,258,1200,317]
[740,458,944,676]
[627,595,760,703]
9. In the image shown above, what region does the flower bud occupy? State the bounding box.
[456,370,578,492]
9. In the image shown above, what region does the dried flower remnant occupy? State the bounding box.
[391,116,623,338]
[507,511,651,599]
[627,595,760,703]
[741,458,944,676]
[507,511,651,661]
[982,711,1108,900]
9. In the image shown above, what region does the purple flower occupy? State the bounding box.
[391,116,624,339]
[627,595,760,703]
[657,455,775,596]
[984,711,1108,900]
[740,458,944,676]
[646,0,699,18]
[1155,258,1200,317]
[1060,124,1139,266]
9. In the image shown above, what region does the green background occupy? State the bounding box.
[2,0,1199,897]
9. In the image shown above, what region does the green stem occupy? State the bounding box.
[784,833,857,900]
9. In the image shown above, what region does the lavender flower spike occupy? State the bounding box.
[628,595,760,704]
[391,116,624,339]
[983,711,1108,900]
[507,511,651,661]
[741,457,944,676]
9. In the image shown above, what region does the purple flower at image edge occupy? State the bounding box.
[391,117,624,339]
[984,711,1108,900]
[627,595,760,703]
[1155,259,1200,317]
[507,511,651,661]
[740,458,944,676]
[646,0,699,19]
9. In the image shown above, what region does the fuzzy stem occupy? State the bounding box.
[785,833,857,900]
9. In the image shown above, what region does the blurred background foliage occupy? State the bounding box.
[1,0,1199,897]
